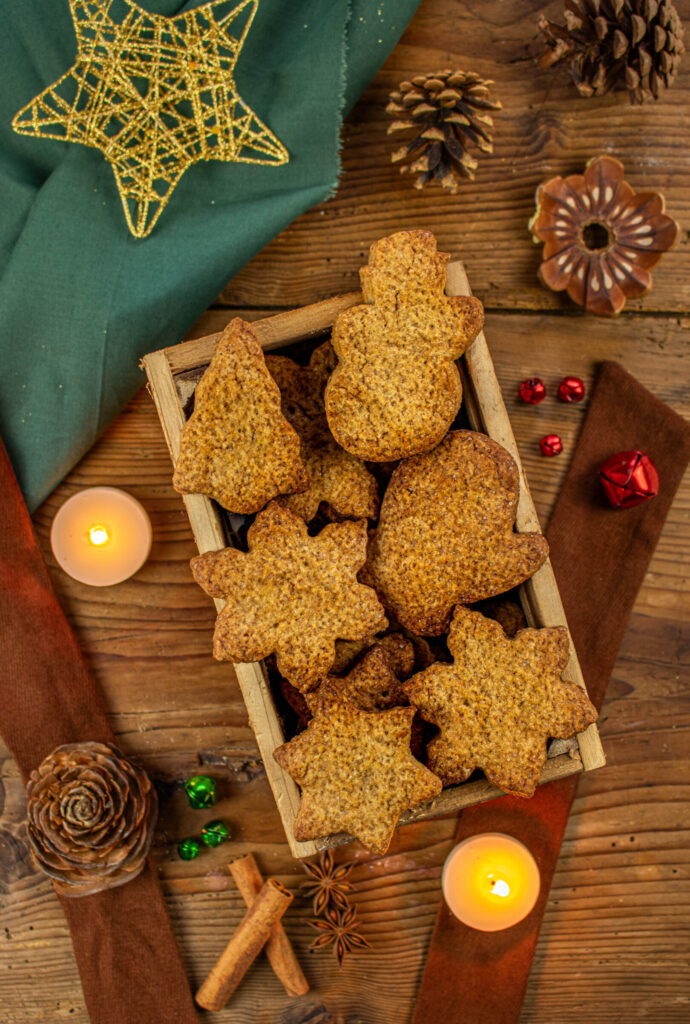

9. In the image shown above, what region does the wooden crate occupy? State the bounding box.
[142,260,606,859]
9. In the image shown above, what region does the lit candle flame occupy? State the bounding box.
[491,878,510,898]
[89,525,109,546]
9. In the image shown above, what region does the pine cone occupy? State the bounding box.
[538,0,685,103]
[26,742,157,897]
[386,70,501,193]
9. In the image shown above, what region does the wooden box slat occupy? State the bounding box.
[142,260,605,859]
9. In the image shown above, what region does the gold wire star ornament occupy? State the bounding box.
[12,0,289,238]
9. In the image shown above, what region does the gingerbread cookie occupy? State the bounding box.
[403,607,598,797]
[274,686,442,854]
[173,318,306,514]
[324,230,483,460]
[190,502,386,691]
[332,631,415,678]
[369,430,549,635]
[266,341,378,521]
[307,644,408,715]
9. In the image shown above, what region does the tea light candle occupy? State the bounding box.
[442,833,540,931]
[50,487,152,587]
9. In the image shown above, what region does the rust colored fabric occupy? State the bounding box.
[412,361,690,1024]
[0,438,198,1024]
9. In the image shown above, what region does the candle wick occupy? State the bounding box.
[490,878,510,898]
[89,525,109,546]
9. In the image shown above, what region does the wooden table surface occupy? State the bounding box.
[2,1,689,1021]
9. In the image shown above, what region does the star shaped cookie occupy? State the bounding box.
[173,319,306,514]
[274,686,442,853]
[370,430,549,634]
[403,607,598,797]
[13,0,288,237]
[266,341,379,522]
[190,502,387,691]
[306,643,408,715]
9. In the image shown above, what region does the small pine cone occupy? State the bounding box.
[26,742,157,897]
[538,0,685,104]
[386,70,501,193]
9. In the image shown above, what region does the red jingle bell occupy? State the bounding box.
[557,376,585,403]
[540,434,563,457]
[519,378,546,404]
[599,450,659,509]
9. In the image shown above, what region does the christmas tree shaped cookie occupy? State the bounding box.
[173,318,306,514]
[404,607,598,797]
[370,430,549,634]
[274,686,442,853]
[190,502,387,692]
[324,229,483,460]
[266,341,379,521]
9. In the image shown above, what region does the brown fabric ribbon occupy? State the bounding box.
[412,361,690,1024]
[0,439,198,1024]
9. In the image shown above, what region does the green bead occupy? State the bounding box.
[177,838,201,861]
[201,820,230,848]
[184,775,217,809]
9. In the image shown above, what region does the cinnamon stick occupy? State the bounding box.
[195,878,293,1012]
[229,854,309,997]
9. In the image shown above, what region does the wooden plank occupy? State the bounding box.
[446,262,606,774]
[166,291,362,374]
[216,0,690,316]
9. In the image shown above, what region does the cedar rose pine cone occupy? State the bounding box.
[26,742,157,897]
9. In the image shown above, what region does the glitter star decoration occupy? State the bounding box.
[12,0,289,238]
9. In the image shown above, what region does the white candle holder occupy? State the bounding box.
[442,832,540,931]
[50,487,152,587]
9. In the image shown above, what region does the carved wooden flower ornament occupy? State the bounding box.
[530,155,678,315]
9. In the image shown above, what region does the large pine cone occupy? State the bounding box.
[26,742,157,897]
[539,0,685,104]
[386,70,501,192]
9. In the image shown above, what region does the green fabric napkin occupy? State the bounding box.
[0,0,419,511]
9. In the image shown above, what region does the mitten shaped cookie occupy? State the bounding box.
[173,318,306,514]
[369,430,549,634]
[324,230,483,460]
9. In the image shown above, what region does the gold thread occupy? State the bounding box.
[12,0,289,238]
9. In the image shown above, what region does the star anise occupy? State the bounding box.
[309,904,371,968]
[300,849,354,915]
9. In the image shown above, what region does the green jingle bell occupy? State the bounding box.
[178,838,201,861]
[184,774,217,809]
[201,820,230,848]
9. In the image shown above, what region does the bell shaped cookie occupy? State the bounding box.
[173,318,306,514]
[404,607,598,797]
[190,502,387,692]
[370,430,549,634]
[324,230,483,460]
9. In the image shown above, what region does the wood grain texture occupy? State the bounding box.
[2,0,689,1019]
[217,0,690,315]
[2,310,687,1023]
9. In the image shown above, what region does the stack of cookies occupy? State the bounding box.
[175,229,597,856]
